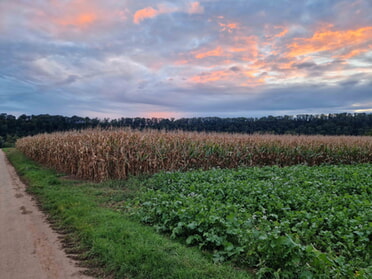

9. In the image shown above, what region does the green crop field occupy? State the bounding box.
[130,165,371,278]
[12,129,372,278]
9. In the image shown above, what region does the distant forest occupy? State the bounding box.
[1,112,372,147]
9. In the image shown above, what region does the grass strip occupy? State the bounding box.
[3,148,252,279]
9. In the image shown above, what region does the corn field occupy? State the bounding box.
[16,128,372,181]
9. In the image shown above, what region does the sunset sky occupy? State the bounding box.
[1,0,371,119]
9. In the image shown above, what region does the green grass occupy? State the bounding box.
[4,148,252,279]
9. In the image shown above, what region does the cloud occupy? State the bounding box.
[229,66,241,72]
[133,2,204,24]
[58,13,97,26]
[287,26,372,58]
[133,7,160,24]
[273,26,288,38]
[187,2,204,14]
[194,46,224,59]
[190,70,232,83]
[1,0,371,119]
[219,22,239,33]
[167,82,372,117]
[293,62,318,69]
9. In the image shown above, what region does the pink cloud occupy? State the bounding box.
[133,2,204,24]
[190,70,231,83]
[274,26,288,38]
[133,7,159,24]
[194,46,225,59]
[188,2,204,14]
[287,26,372,57]
[219,22,239,33]
[56,13,97,26]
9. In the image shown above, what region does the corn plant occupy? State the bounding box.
[16,128,372,181]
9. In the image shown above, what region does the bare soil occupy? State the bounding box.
[0,150,92,279]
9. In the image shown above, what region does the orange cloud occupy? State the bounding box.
[46,0,106,29]
[190,70,231,83]
[133,7,159,24]
[274,26,288,38]
[219,22,239,32]
[77,13,95,24]
[194,46,224,59]
[189,67,266,85]
[57,13,97,26]
[229,47,246,52]
[287,26,372,57]
[337,46,371,59]
[243,70,260,78]
[134,2,203,24]
[231,36,260,59]
[190,36,259,62]
[184,23,371,87]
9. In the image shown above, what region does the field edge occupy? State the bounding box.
[3,148,254,279]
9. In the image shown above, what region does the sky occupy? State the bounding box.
[0,0,372,119]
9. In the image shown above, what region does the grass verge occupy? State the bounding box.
[3,148,252,279]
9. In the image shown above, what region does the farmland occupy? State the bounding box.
[16,128,372,181]
[131,165,371,278]
[14,128,372,278]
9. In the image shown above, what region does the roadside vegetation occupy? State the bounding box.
[4,148,252,279]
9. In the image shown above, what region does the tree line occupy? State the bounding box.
[1,112,372,147]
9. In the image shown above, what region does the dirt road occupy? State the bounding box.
[0,150,92,279]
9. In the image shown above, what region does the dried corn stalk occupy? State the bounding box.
[16,128,372,181]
